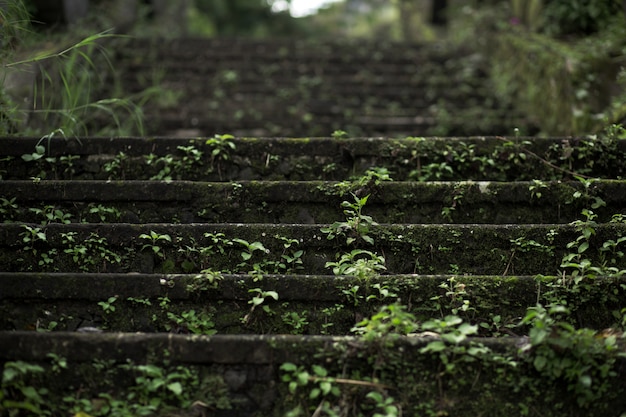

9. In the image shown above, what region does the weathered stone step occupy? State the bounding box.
[0,332,624,417]
[0,180,623,224]
[2,222,625,275]
[90,37,532,136]
[2,272,623,334]
[115,37,452,64]
[2,136,624,181]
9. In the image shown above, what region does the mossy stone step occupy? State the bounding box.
[117,37,444,62]
[2,222,625,275]
[2,136,625,181]
[1,272,623,334]
[1,179,624,224]
[1,332,624,417]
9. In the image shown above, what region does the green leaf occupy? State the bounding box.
[297,371,309,385]
[420,340,446,353]
[312,365,327,377]
[167,382,183,396]
[21,385,44,402]
[249,241,266,252]
[2,367,18,384]
[280,362,298,372]
[533,355,547,371]
[320,381,332,395]
[309,387,321,399]
[362,235,374,245]
[458,323,478,336]
[442,333,465,344]
[579,375,592,388]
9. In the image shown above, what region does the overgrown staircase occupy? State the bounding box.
[1,39,626,416]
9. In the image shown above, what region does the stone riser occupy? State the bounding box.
[0,180,623,225]
[2,137,625,181]
[2,222,625,275]
[1,273,623,334]
[1,332,624,417]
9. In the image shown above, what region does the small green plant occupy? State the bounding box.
[331,129,348,139]
[118,363,201,414]
[46,353,67,374]
[87,204,121,222]
[342,284,364,307]
[320,304,344,335]
[145,153,174,181]
[418,315,490,377]
[29,205,73,225]
[352,302,418,341]
[365,391,400,417]
[18,224,58,269]
[428,277,475,318]
[326,249,386,280]
[103,151,129,179]
[366,283,398,303]
[321,193,378,245]
[504,235,555,275]
[127,297,152,306]
[233,238,272,275]
[139,231,172,259]
[519,303,620,407]
[281,362,341,398]
[0,197,19,222]
[58,154,79,178]
[20,144,46,163]
[441,183,466,222]
[19,224,47,261]
[186,270,223,293]
[1,360,49,415]
[332,167,393,196]
[281,310,309,335]
[529,179,548,200]
[98,296,118,314]
[205,133,236,178]
[560,209,600,281]
[243,288,279,324]
[280,363,394,417]
[62,231,121,272]
[233,238,268,262]
[176,144,204,171]
[275,235,305,273]
[177,232,234,271]
[166,309,217,335]
[570,176,606,210]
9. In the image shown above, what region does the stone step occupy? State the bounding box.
[0,179,624,224]
[2,222,625,275]
[114,38,459,66]
[2,136,624,181]
[1,272,623,334]
[0,332,624,416]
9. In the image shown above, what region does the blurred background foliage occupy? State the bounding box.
[2,0,626,136]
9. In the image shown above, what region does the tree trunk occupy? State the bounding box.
[398,0,413,42]
[431,0,447,27]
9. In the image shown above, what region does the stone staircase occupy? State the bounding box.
[2,39,626,417]
[93,37,534,137]
[2,134,626,416]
